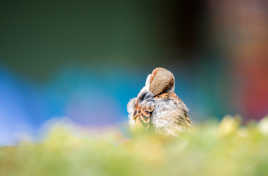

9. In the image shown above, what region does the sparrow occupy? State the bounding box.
[127,67,192,136]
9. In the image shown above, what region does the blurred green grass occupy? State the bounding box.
[1,116,268,176]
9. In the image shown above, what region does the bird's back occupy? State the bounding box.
[151,92,191,136]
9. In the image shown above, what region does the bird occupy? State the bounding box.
[127,67,192,136]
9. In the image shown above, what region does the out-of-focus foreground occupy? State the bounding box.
[1,116,268,176]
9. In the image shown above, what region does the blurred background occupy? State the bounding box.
[0,0,268,144]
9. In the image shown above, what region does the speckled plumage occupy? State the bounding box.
[127,67,191,136]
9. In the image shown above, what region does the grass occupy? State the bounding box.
[1,115,268,176]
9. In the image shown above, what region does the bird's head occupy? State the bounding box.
[137,67,175,102]
[147,67,175,96]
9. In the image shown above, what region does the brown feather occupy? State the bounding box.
[149,67,175,96]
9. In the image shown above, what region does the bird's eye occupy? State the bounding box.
[138,92,146,102]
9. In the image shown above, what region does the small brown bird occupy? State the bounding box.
[127,67,192,136]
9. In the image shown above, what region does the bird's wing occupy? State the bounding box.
[154,92,192,128]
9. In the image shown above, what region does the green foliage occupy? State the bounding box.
[1,116,268,176]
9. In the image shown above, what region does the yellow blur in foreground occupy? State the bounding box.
[1,116,268,176]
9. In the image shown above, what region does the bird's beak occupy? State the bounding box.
[137,89,154,103]
[144,91,154,100]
